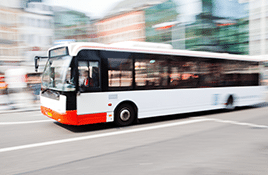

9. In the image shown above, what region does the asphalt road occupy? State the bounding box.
[0,106,268,175]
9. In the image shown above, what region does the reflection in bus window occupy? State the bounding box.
[108,58,133,88]
[170,57,198,88]
[135,54,168,89]
[198,60,222,87]
[42,56,73,91]
[222,60,259,86]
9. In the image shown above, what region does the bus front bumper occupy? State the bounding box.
[41,106,107,125]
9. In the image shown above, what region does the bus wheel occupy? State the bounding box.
[226,96,235,110]
[115,104,135,126]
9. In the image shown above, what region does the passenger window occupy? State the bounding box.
[108,58,133,88]
[170,57,199,88]
[198,60,221,87]
[78,61,100,91]
[135,54,169,89]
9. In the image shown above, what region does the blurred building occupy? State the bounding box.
[0,5,22,68]
[53,7,93,42]
[145,0,179,44]
[95,0,155,44]
[180,0,249,54]
[0,0,53,72]
[0,1,23,74]
[95,0,249,55]
[95,0,181,44]
[96,11,145,44]
[0,0,23,8]
[249,0,267,56]
[21,1,53,71]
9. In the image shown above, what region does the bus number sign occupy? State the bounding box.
[50,47,68,58]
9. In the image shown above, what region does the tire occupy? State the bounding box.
[226,96,235,110]
[114,104,135,126]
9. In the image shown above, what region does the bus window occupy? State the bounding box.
[135,54,169,89]
[221,60,259,87]
[108,58,133,88]
[170,56,198,88]
[198,60,222,88]
[42,56,73,91]
[78,61,100,91]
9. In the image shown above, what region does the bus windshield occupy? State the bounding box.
[42,56,75,91]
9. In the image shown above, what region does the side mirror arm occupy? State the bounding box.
[34,56,48,72]
[34,56,40,72]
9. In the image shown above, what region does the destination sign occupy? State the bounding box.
[49,47,68,58]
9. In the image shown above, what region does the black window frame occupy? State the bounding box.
[134,53,170,90]
[77,49,260,92]
[76,50,102,93]
[100,50,134,91]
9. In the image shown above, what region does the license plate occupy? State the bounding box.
[47,112,52,117]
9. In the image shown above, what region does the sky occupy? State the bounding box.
[44,0,124,18]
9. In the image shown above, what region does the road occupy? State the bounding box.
[0,106,268,175]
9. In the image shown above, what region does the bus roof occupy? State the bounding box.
[48,42,262,62]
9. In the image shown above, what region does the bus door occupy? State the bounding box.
[76,50,107,115]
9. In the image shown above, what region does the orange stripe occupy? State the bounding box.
[155,25,174,30]
[97,11,143,24]
[0,7,20,13]
[0,26,18,32]
[41,106,107,125]
[132,38,145,42]
[98,23,145,36]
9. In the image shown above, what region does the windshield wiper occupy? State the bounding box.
[41,88,60,99]
[41,88,49,94]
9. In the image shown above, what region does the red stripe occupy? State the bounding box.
[41,106,107,125]
[77,113,106,125]
[41,106,78,125]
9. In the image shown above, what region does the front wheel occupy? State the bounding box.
[114,104,135,126]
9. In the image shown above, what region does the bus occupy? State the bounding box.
[37,42,265,126]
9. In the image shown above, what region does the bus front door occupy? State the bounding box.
[76,60,107,117]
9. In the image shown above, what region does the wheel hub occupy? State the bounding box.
[120,109,130,121]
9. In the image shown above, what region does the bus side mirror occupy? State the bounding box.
[34,56,48,72]
[35,56,40,72]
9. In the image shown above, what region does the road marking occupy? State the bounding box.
[139,163,153,166]
[0,118,211,153]
[0,120,53,125]
[207,118,268,129]
[0,117,267,153]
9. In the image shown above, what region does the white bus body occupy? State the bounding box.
[39,42,265,126]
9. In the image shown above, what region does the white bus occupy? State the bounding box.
[37,42,265,126]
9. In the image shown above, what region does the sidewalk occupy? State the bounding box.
[0,102,40,114]
[0,92,41,114]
